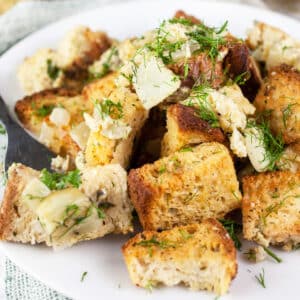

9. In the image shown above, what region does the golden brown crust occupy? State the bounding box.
[122,220,237,294]
[172,103,226,141]
[128,143,241,231]
[173,10,201,24]
[242,170,300,249]
[161,104,226,156]
[224,42,262,101]
[254,64,300,144]
[0,164,38,240]
[15,87,93,159]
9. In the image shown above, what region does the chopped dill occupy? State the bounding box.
[146,20,185,65]
[262,246,282,263]
[255,268,266,288]
[246,118,284,171]
[233,71,251,85]
[46,59,60,80]
[0,124,6,135]
[88,47,118,81]
[179,229,193,240]
[179,146,193,152]
[186,21,228,61]
[80,271,88,282]
[35,104,55,117]
[185,85,220,128]
[94,99,123,120]
[169,17,194,26]
[282,103,296,129]
[219,218,242,250]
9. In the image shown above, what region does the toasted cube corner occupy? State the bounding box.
[122,220,237,295]
[242,171,300,250]
[161,103,226,157]
[128,142,241,231]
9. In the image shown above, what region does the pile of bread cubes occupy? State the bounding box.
[0,10,299,296]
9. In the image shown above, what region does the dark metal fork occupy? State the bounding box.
[0,95,54,171]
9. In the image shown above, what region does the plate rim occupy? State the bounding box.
[0,0,300,299]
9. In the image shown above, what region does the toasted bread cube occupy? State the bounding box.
[277,142,300,172]
[83,73,147,168]
[247,22,300,70]
[128,142,241,230]
[57,26,111,70]
[242,171,300,250]
[0,163,133,249]
[15,88,93,160]
[122,220,237,295]
[254,65,300,144]
[161,103,226,156]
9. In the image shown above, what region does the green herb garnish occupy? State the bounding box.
[186,21,228,61]
[35,104,55,117]
[219,218,242,250]
[136,236,176,251]
[89,47,118,81]
[255,268,266,288]
[179,229,193,240]
[40,169,81,190]
[46,59,60,80]
[263,246,282,263]
[246,118,284,171]
[146,20,186,65]
[94,99,123,120]
[80,271,88,282]
[185,85,220,128]
[0,124,6,135]
[233,71,251,85]
[179,146,193,152]
[282,103,296,129]
[169,17,194,26]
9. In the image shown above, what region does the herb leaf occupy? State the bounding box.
[46,59,60,80]
[282,103,296,129]
[80,271,88,282]
[255,268,266,288]
[219,218,242,250]
[263,246,282,263]
[246,118,284,171]
[0,124,6,135]
[94,99,123,120]
[185,85,220,128]
[40,169,81,190]
[35,104,55,117]
[186,21,228,61]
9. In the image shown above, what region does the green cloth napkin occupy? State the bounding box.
[5,259,70,300]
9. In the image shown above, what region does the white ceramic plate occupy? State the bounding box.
[0,0,299,299]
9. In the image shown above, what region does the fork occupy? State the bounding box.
[0,95,54,171]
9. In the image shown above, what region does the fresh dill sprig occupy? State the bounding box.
[89,47,118,81]
[146,20,185,65]
[46,59,61,80]
[261,200,285,226]
[35,104,55,117]
[255,268,266,288]
[246,118,285,171]
[282,103,296,129]
[219,218,242,250]
[263,246,282,263]
[179,146,193,152]
[40,169,81,190]
[94,99,123,120]
[0,124,6,135]
[136,236,176,249]
[186,85,219,128]
[169,17,194,26]
[233,71,251,85]
[80,271,88,282]
[186,21,228,61]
